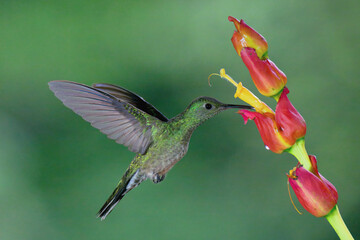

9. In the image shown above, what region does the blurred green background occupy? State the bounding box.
[1,0,359,239]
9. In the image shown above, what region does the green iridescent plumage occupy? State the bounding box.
[49,80,251,220]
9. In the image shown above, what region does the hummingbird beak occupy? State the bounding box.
[221,104,254,110]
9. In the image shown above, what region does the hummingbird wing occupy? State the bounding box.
[49,80,163,154]
[92,83,168,122]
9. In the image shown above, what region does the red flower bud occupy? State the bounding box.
[240,48,287,97]
[275,87,306,145]
[228,17,268,59]
[288,156,338,217]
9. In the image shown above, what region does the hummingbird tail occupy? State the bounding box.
[97,169,144,220]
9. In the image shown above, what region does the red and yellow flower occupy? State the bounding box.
[239,87,306,153]
[287,155,338,217]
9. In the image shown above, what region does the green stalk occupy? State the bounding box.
[287,139,312,171]
[326,205,354,240]
[272,90,282,102]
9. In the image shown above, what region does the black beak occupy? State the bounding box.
[222,104,253,110]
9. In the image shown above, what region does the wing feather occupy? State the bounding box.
[49,80,162,154]
[92,83,168,122]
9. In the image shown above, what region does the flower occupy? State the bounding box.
[287,155,338,217]
[228,17,286,97]
[228,16,268,59]
[239,87,306,153]
[240,47,287,97]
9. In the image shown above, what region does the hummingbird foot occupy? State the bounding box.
[152,173,166,184]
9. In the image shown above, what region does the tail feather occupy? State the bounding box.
[97,182,127,220]
[97,169,143,220]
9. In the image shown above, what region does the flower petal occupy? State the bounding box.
[230,31,243,56]
[240,48,287,97]
[228,17,268,59]
[275,87,306,145]
[239,110,291,153]
[309,155,338,202]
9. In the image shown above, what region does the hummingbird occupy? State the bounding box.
[48,80,251,220]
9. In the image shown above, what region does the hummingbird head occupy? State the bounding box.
[184,96,252,124]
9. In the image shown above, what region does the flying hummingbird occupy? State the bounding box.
[48,80,251,220]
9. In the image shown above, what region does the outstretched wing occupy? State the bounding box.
[92,83,168,122]
[49,80,162,154]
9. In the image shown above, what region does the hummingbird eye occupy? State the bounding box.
[205,103,213,110]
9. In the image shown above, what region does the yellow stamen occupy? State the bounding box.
[208,73,220,87]
[287,167,297,179]
[219,68,239,87]
[211,68,274,114]
[208,69,238,87]
[286,167,302,215]
[287,180,302,215]
[234,82,273,114]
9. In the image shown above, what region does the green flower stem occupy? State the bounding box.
[287,139,312,171]
[326,205,354,240]
[272,91,281,102]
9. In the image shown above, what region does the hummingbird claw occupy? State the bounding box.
[152,173,166,184]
